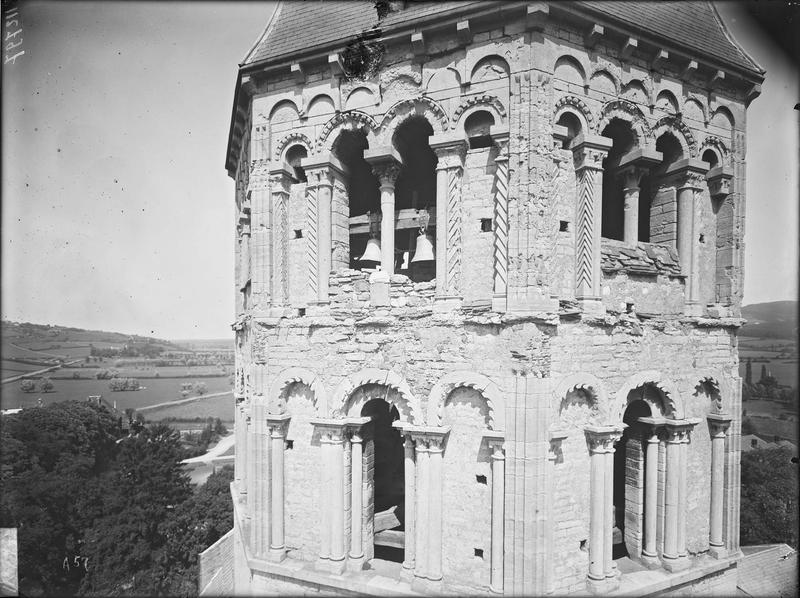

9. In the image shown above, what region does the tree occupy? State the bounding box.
[19,379,35,393]
[79,424,193,596]
[40,377,54,393]
[745,358,752,384]
[196,382,208,396]
[760,364,768,382]
[740,447,799,548]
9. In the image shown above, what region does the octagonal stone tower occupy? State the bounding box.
[200,2,764,595]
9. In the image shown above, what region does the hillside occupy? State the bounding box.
[740,301,798,340]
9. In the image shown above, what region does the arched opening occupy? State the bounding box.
[641,133,684,247]
[332,129,380,268]
[465,110,495,149]
[613,398,652,560]
[392,115,437,282]
[601,118,636,240]
[361,397,405,563]
[702,149,719,169]
[285,144,308,183]
[556,111,582,148]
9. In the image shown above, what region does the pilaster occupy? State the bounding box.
[491,129,511,312]
[268,164,293,313]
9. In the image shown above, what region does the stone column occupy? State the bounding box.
[346,416,371,571]
[662,419,697,572]
[488,438,506,594]
[364,149,402,276]
[584,425,624,592]
[330,427,346,572]
[707,414,732,557]
[239,219,252,290]
[491,132,510,312]
[430,134,467,306]
[268,164,293,309]
[617,148,661,246]
[668,159,709,315]
[571,135,613,312]
[414,439,430,581]
[402,435,416,578]
[317,432,332,566]
[302,156,348,304]
[267,413,291,562]
[637,418,665,568]
[251,399,269,558]
[234,399,245,491]
[428,435,445,582]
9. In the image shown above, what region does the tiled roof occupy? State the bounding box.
[737,544,798,598]
[242,1,763,77]
[576,1,762,75]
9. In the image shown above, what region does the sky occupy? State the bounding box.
[2,1,797,340]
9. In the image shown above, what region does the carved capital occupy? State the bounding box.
[706,413,732,438]
[664,418,700,443]
[371,161,402,187]
[584,424,625,453]
[706,165,734,200]
[667,158,709,191]
[266,413,291,438]
[430,133,467,170]
[571,133,613,171]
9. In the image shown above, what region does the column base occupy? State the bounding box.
[315,557,331,572]
[400,565,415,583]
[328,556,347,575]
[708,545,728,559]
[491,294,507,312]
[586,576,608,594]
[347,555,367,572]
[433,295,462,311]
[640,552,662,569]
[577,297,604,315]
[412,576,443,594]
[684,302,703,317]
[267,548,286,563]
[662,555,691,572]
[489,583,504,594]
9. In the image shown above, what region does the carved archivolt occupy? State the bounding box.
[653,115,696,157]
[597,99,653,144]
[378,95,449,141]
[330,368,421,424]
[269,367,328,416]
[612,370,684,422]
[317,110,378,152]
[552,372,608,419]
[694,373,728,414]
[274,132,313,162]
[699,135,729,163]
[553,95,594,130]
[452,94,507,126]
[427,371,505,431]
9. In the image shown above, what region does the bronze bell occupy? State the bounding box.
[410,231,435,263]
[359,237,382,263]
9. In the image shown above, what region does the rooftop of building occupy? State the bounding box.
[241,0,763,78]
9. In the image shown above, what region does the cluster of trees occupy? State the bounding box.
[94,369,119,380]
[0,402,233,596]
[19,377,54,393]
[183,418,228,457]
[108,378,141,392]
[740,447,798,548]
[90,343,164,359]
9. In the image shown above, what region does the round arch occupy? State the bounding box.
[452,94,507,134]
[652,115,696,157]
[317,110,378,154]
[611,371,685,422]
[274,132,313,162]
[329,368,421,424]
[552,372,609,421]
[699,136,729,165]
[597,99,653,145]
[427,371,505,431]
[554,95,595,134]
[377,96,449,145]
[693,372,731,415]
[268,367,328,416]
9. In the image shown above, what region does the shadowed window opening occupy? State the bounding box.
[362,398,405,563]
[601,118,635,240]
[285,145,308,183]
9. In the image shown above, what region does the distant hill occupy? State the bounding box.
[1,320,187,355]
[740,301,798,340]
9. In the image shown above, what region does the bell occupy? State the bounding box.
[359,237,382,263]
[411,232,435,263]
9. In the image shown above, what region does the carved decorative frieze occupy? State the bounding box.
[452,94,507,125]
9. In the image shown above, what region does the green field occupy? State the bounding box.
[148,393,234,421]
[0,376,232,411]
